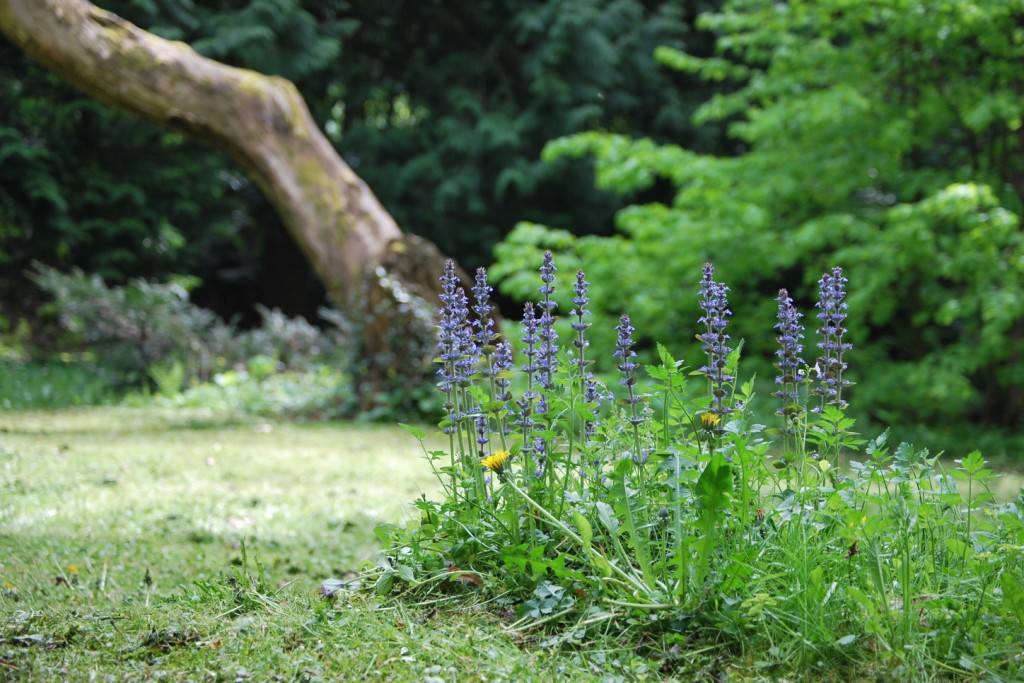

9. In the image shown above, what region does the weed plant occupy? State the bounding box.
[373,254,1024,679]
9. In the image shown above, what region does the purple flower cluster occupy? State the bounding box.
[436,260,474,428]
[813,267,852,411]
[698,263,734,416]
[536,251,559,397]
[614,315,644,426]
[571,270,591,362]
[471,267,496,358]
[433,254,854,493]
[773,288,805,426]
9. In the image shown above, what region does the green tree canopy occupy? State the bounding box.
[0,39,252,291]
[1,0,725,326]
[324,0,724,266]
[0,0,357,321]
[494,0,1024,435]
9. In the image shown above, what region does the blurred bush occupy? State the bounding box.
[28,263,348,390]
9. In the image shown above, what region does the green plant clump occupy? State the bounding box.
[368,253,1024,679]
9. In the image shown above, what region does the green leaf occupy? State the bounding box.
[588,552,613,578]
[864,540,888,598]
[398,423,426,441]
[570,510,610,577]
[646,365,670,381]
[596,502,619,536]
[695,452,734,513]
[739,377,756,401]
[656,342,681,370]
[846,586,880,631]
[573,511,593,552]
[945,538,971,561]
[1000,571,1024,623]
[375,572,394,595]
[958,450,990,479]
[693,452,734,588]
[807,565,824,601]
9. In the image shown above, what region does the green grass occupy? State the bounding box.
[0,407,678,681]
[2,408,1021,682]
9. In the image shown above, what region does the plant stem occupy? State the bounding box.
[503,479,650,596]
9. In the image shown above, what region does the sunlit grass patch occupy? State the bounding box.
[2,407,535,680]
[1,407,437,574]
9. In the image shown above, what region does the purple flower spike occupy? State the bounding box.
[614,315,638,382]
[436,261,460,382]
[539,251,557,301]
[813,267,852,411]
[493,340,514,403]
[536,252,559,394]
[471,267,496,354]
[773,289,805,430]
[698,263,734,416]
[451,289,476,386]
[520,302,539,382]
[515,303,540,460]
[614,315,644,426]
[436,259,475,430]
[571,270,592,339]
[475,414,489,451]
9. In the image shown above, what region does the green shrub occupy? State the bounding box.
[155,364,349,419]
[29,263,227,385]
[29,264,348,390]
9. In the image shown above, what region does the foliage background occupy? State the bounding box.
[0,0,723,323]
[1,0,1022,448]
[491,0,1024,446]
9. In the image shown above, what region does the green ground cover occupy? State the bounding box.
[1,407,1021,682]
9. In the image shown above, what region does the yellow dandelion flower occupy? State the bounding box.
[67,564,79,575]
[700,412,722,430]
[481,450,510,474]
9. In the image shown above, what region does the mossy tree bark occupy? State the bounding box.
[0,0,457,410]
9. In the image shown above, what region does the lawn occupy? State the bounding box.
[0,408,632,681]
[2,407,1021,682]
